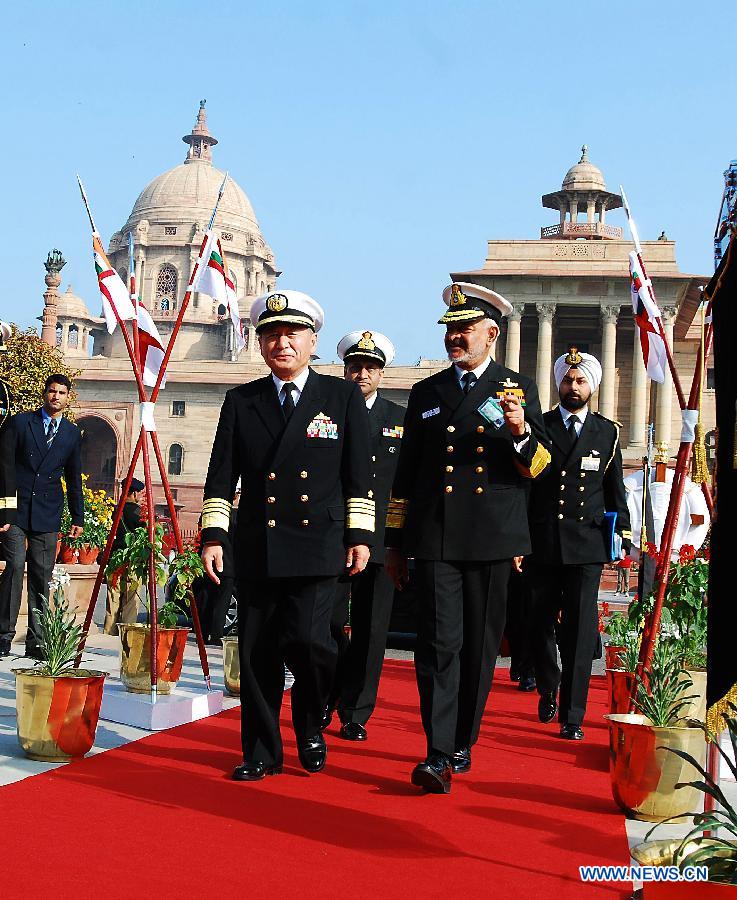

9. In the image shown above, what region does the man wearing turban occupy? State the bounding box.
[526,347,631,741]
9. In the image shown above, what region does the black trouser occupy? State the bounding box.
[328,563,395,726]
[505,568,535,679]
[327,580,351,713]
[528,561,603,726]
[236,575,338,767]
[0,525,57,648]
[413,558,511,757]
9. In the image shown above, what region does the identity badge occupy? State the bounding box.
[581,456,600,471]
[477,397,505,429]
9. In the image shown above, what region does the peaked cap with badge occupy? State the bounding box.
[337,330,395,368]
[439,282,513,326]
[250,290,325,333]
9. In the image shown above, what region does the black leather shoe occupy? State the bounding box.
[538,690,558,723]
[319,708,333,732]
[25,646,44,662]
[0,639,10,658]
[411,753,452,794]
[232,761,283,781]
[451,747,471,774]
[298,733,327,773]
[518,676,537,692]
[339,722,367,741]
[560,724,584,741]
[509,667,520,682]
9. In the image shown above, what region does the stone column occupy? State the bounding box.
[629,323,648,448]
[41,250,66,347]
[569,199,578,223]
[535,303,556,411]
[505,303,525,372]
[655,307,677,447]
[600,304,620,420]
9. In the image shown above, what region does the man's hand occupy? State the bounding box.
[385,548,409,591]
[345,544,370,577]
[68,525,83,539]
[0,524,10,533]
[501,394,525,436]
[512,555,524,574]
[202,543,224,584]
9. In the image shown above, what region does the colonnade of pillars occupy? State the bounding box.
[502,302,677,449]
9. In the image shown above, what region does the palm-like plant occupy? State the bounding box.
[32,569,87,676]
[633,638,698,727]
[644,704,737,884]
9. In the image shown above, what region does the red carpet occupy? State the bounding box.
[1,662,629,899]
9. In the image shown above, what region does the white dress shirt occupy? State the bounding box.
[365,392,378,410]
[559,404,589,437]
[453,354,493,388]
[272,367,310,406]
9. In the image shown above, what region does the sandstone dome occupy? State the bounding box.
[562,145,606,192]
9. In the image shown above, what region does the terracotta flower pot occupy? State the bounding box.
[59,543,78,564]
[77,544,99,565]
[55,536,62,561]
[13,668,107,761]
[606,667,637,715]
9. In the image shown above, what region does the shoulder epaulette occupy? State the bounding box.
[593,411,622,428]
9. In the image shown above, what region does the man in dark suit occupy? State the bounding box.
[386,282,551,793]
[201,290,375,781]
[324,330,406,742]
[528,348,631,741]
[0,374,83,658]
[0,373,15,537]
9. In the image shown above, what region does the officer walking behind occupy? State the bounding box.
[324,330,405,742]
[528,348,631,741]
[386,283,551,793]
[103,477,145,634]
[0,374,83,659]
[201,291,375,781]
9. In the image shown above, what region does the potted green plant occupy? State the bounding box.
[601,603,631,670]
[107,525,199,694]
[631,705,737,896]
[13,568,107,761]
[605,638,705,822]
[606,629,640,715]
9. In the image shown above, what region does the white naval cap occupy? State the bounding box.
[0,321,12,344]
[250,290,325,333]
[439,282,513,326]
[337,330,395,367]
[554,347,603,393]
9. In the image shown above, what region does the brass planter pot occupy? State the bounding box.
[606,713,706,822]
[606,668,636,715]
[681,669,707,723]
[13,668,107,762]
[222,636,240,697]
[119,623,189,694]
[632,839,737,896]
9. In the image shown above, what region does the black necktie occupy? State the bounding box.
[461,372,477,395]
[46,418,58,447]
[282,383,296,421]
[566,415,580,448]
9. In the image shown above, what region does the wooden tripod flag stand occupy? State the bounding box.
[73,174,230,701]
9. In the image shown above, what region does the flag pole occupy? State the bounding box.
[150,172,229,404]
[621,186,687,410]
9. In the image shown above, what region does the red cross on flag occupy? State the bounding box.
[137,303,167,388]
[629,251,667,384]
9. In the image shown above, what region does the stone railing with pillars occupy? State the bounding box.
[540,222,623,240]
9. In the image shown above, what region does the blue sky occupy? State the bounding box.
[0,1,734,364]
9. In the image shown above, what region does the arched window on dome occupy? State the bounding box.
[168,443,183,476]
[55,324,62,347]
[68,325,79,349]
[156,265,178,312]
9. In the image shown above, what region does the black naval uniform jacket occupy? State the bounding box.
[385,362,551,561]
[201,369,375,579]
[367,395,406,566]
[528,407,632,566]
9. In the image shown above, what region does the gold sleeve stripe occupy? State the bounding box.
[202,497,232,532]
[621,530,632,539]
[386,497,408,530]
[0,496,17,510]
[346,497,376,532]
[514,444,551,479]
